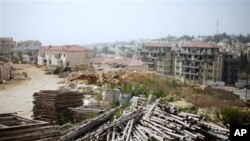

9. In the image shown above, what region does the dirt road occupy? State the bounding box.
[0,64,62,118]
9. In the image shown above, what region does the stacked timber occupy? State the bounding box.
[61,108,116,141]
[0,113,61,141]
[33,90,84,125]
[69,105,109,122]
[73,99,229,141]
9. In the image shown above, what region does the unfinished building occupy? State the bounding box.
[221,52,239,84]
[139,41,239,84]
[174,42,224,83]
[138,42,172,74]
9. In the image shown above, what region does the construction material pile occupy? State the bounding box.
[69,105,110,122]
[66,98,229,141]
[33,90,84,125]
[0,113,61,141]
[61,108,116,141]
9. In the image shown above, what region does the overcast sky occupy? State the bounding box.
[0,0,249,45]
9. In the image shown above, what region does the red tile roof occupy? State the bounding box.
[183,42,219,49]
[39,45,91,52]
[142,42,172,48]
[90,56,145,67]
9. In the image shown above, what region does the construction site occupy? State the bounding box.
[0,63,249,141]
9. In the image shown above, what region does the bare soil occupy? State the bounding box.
[0,64,62,118]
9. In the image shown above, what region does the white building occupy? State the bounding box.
[37,45,93,67]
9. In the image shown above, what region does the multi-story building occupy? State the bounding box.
[174,42,223,83]
[0,37,16,54]
[37,45,93,67]
[138,42,172,73]
[221,52,239,84]
[139,41,239,84]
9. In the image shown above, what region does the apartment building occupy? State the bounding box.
[37,45,93,67]
[138,41,239,84]
[221,52,239,84]
[138,42,172,74]
[174,42,224,83]
[0,37,16,54]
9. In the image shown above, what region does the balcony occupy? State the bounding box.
[182,64,199,69]
[183,71,199,76]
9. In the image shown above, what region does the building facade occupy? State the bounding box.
[221,52,239,84]
[138,42,172,75]
[37,45,93,67]
[139,41,239,84]
[174,42,223,83]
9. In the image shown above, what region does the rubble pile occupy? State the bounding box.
[74,64,95,72]
[65,99,229,141]
[0,113,61,141]
[67,72,98,85]
[62,68,153,91]
[33,90,84,125]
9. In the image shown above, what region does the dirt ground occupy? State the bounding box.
[0,64,62,118]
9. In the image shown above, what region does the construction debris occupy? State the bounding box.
[65,98,229,141]
[61,108,116,141]
[0,113,61,141]
[69,105,110,123]
[33,90,84,125]
[61,68,154,92]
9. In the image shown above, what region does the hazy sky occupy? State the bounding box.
[0,0,249,45]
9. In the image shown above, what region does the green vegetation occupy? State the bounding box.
[115,105,130,119]
[119,74,185,99]
[95,92,103,102]
[216,107,250,124]
[179,106,198,114]
[109,71,250,125]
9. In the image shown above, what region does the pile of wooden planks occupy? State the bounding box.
[61,108,116,141]
[33,90,84,125]
[69,106,109,123]
[0,113,61,141]
[72,98,229,141]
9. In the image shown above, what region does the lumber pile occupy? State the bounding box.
[61,108,116,141]
[69,105,110,123]
[0,113,61,141]
[33,90,84,125]
[71,99,229,141]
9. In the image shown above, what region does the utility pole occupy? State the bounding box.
[216,20,219,34]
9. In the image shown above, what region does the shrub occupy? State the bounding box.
[216,107,250,124]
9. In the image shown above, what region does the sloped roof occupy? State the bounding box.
[90,56,145,67]
[183,42,219,49]
[39,45,91,52]
[142,42,172,48]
